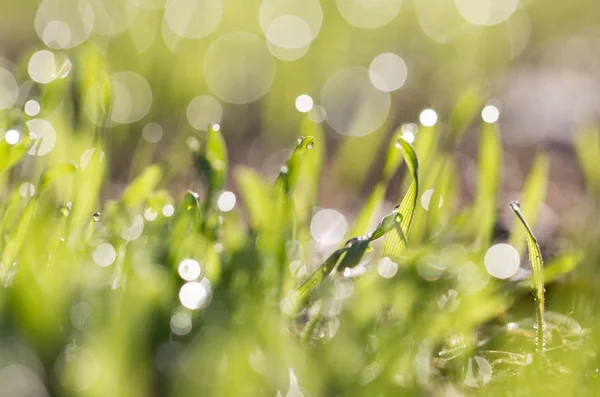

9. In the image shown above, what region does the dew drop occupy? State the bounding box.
[93,212,100,222]
[297,135,306,144]
[306,140,314,149]
[509,200,520,211]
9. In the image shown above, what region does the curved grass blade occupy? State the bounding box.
[274,135,314,197]
[39,163,77,193]
[351,129,405,236]
[510,200,545,352]
[292,210,402,313]
[509,153,549,255]
[383,137,419,259]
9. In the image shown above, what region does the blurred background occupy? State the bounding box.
[1,0,596,218]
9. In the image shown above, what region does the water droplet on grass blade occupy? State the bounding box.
[92,212,100,222]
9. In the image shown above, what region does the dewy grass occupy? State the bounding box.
[0,46,597,395]
[510,200,546,352]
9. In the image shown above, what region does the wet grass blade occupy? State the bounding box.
[292,210,402,312]
[274,135,314,197]
[351,129,405,236]
[509,153,549,255]
[383,137,419,259]
[510,201,545,352]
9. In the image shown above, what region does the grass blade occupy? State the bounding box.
[351,129,405,236]
[473,122,502,248]
[383,137,419,259]
[194,125,228,195]
[509,153,549,255]
[0,135,34,176]
[510,200,545,352]
[292,210,402,312]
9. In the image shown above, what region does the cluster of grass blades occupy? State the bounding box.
[0,53,599,396]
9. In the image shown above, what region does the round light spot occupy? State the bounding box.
[484,243,520,279]
[454,0,519,26]
[0,67,18,110]
[164,0,221,39]
[420,189,443,211]
[417,254,445,281]
[415,0,472,44]
[110,71,153,124]
[144,208,158,221]
[266,41,310,61]
[35,0,95,49]
[121,215,144,241]
[402,132,415,144]
[465,356,492,387]
[91,0,138,36]
[481,105,500,123]
[322,67,390,136]
[419,108,438,127]
[310,209,348,246]
[295,94,314,113]
[93,243,116,267]
[458,262,490,294]
[308,105,327,123]
[204,32,276,104]
[128,0,165,10]
[162,204,175,217]
[4,129,20,145]
[79,148,105,171]
[25,100,41,116]
[28,50,58,84]
[186,95,223,131]
[27,119,57,156]
[266,15,312,49]
[369,53,408,92]
[217,191,236,212]
[170,311,192,335]
[178,259,201,281]
[377,257,398,278]
[142,122,163,143]
[336,0,402,29]
[19,183,36,198]
[179,281,208,310]
[259,0,323,41]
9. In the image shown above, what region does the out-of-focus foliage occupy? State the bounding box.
[1,0,600,396]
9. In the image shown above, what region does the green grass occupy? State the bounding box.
[1,46,600,397]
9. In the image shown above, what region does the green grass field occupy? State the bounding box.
[1,0,600,396]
